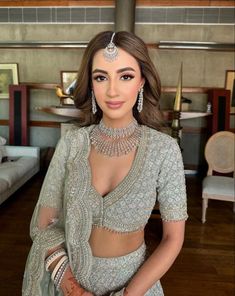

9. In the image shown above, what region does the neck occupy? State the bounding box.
[101,116,135,129]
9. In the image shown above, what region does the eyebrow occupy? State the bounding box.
[92,67,136,74]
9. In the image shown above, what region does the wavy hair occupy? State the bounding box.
[73,31,163,130]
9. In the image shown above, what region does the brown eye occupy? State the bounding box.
[121,74,134,81]
[93,75,107,82]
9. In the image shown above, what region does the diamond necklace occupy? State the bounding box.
[90,119,142,157]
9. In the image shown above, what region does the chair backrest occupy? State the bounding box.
[205,131,235,175]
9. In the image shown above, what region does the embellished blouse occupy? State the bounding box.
[22,124,188,296]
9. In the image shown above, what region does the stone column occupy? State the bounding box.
[114,0,136,33]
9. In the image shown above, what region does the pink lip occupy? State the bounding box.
[106,101,124,109]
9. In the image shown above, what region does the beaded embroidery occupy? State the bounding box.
[90,119,142,157]
[22,125,188,296]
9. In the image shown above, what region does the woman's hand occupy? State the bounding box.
[64,282,93,296]
[62,278,93,296]
[60,267,93,296]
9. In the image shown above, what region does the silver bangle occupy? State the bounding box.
[45,249,66,271]
[55,261,69,290]
[51,255,68,281]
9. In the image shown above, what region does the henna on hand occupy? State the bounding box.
[63,277,93,296]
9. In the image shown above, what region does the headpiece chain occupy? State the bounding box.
[103,32,119,62]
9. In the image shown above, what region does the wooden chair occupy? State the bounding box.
[202,131,235,223]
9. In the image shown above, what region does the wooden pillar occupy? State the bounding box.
[207,89,230,135]
[115,0,136,33]
[9,84,29,145]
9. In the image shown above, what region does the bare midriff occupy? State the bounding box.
[89,226,145,258]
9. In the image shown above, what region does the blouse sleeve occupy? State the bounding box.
[157,137,188,222]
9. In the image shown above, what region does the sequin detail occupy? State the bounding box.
[22,125,188,296]
[85,243,164,295]
[90,119,142,157]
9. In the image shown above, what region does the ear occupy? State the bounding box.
[140,77,145,88]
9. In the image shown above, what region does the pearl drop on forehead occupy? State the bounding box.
[103,32,119,62]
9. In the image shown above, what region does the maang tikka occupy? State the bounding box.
[103,32,118,62]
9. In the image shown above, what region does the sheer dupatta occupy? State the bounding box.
[22,134,70,296]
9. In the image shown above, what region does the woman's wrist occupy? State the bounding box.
[60,266,76,290]
[60,267,89,296]
[124,287,142,296]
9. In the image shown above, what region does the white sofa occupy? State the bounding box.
[0,145,40,205]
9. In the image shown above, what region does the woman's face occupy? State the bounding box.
[91,47,145,127]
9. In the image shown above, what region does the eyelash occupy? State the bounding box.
[121,74,134,80]
[93,74,135,82]
[93,75,106,82]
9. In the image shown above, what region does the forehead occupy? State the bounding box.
[92,47,140,71]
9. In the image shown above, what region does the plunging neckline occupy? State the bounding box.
[85,125,148,205]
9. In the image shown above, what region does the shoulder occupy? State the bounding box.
[143,126,182,162]
[58,125,94,154]
[62,125,94,142]
[145,126,179,151]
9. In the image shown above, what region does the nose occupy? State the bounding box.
[106,79,118,98]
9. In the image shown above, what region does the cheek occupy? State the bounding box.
[125,84,140,102]
[93,84,105,101]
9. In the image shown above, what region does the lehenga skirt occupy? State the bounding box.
[84,243,164,296]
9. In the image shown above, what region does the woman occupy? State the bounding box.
[23,31,188,296]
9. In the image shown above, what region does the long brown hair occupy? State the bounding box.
[74,31,163,130]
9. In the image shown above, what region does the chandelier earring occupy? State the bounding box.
[91,90,97,114]
[137,87,144,113]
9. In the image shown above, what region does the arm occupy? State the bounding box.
[60,268,93,296]
[124,136,188,296]
[45,243,93,295]
[23,131,92,296]
[125,220,185,296]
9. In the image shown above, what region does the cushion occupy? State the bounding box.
[0,178,9,193]
[14,157,38,175]
[0,157,38,186]
[0,164,20,187]
[0,136,6,163]
[0,136,6,145]
[203,175,235,197]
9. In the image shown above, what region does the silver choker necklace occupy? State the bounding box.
[90,119,142,157]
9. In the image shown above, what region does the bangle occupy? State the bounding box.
[45,249,66,271]
[55,260,69,290]
[51,255,68,281]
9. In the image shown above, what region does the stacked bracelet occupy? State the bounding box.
[56,261,69,290]
[45,249,66,271]
[51,256,68,281]
[54,258,69,290]
[50,255,69,290]
[45,249,70,291]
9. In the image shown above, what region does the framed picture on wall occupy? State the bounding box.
[60,71,77,95]
[0,63,19,99]
[225,70,235,113]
